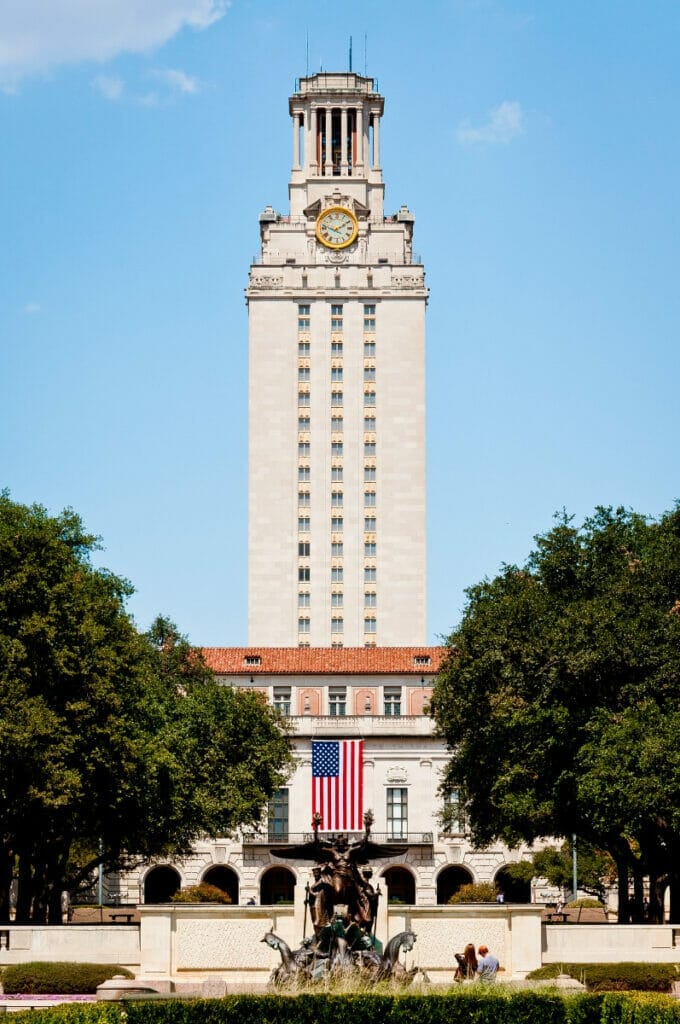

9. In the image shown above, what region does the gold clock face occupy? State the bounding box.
[316,206,358,249]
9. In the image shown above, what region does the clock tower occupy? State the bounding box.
[248,73,427,648]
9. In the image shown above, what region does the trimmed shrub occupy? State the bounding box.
[448,882,497,903]
[567,900,606,910]
[526,963,679,993]
[171,884,232,904]
[0,961,133,994]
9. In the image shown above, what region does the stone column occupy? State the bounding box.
[373,111,381,170]
[310,107,318,173]
[355,105,364,171]
[325,107,333,176]
[292,111,300,170]
[340,107,348,174]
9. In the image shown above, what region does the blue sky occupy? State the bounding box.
[2,0,679,647]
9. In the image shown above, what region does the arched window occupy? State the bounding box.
[260,866,296,905]
[381,866,415,905]
[143,865,181,904]
[436,865,474,905]
[202,865,240,904]
[494,866,531,903]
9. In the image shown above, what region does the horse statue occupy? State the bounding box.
[361,930,418,983]
[261,930,308,985]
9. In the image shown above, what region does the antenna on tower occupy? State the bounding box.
[349,35,353,72]
[305,31,309,76]
[364,33,367,75]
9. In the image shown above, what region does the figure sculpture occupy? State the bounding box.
[263,811,416,986]
[275,810,406,934]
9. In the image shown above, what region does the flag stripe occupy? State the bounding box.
[311,739,363,831]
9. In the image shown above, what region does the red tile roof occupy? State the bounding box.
[202,646,445,676]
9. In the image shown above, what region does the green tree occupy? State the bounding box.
[432,505,680,922]
[506,839,614,902]
[0,493,292,922]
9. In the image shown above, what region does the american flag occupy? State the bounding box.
[312,739,363,831]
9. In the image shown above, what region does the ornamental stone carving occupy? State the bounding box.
[385,766,408,784]
[250,274,283,288]
[392,273,421,289]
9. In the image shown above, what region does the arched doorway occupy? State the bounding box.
[381,866,415,905]
[494,866,531,903]
[144,865,181,904]
[436,865,473,904]
[202,865,239,904]
[260,866,296,905]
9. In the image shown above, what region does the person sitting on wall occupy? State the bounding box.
[476,944,500,982]
[454,942,478,982]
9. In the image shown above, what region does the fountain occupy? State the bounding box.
[261,812,418,986]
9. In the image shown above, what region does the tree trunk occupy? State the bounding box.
[615,854,630,924]
[0,848,14,923]
[15,855,34,924]
[631,861,645,923]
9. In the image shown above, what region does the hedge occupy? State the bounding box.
[527,964,680,993]
[9,990,680,1024]
[0,962,133,994]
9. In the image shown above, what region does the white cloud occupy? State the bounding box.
[92,74,124,100]
[151,67,200,95]
[0,0,228,91]
[457,101,525,146]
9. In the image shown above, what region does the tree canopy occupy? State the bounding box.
[0,493,293,922]
[432,505,680,922]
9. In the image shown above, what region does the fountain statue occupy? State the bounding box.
[261,811,418,986]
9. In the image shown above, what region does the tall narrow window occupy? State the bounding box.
[268,788,289,841]
[298,304,310,331]
[329,686,347,715]
[298,616,310,631]
[298,541,310,556]
[384,686,402,716]
[273,686,292,716]
[331,304,343,331]
[331,491,343,507]
[444,790,467,834]
[331,566,344,583]
[331,390,343,407]
[387,788,408,839]
[298,366,310,381]
[363,304,376,331]
[364,516,376,531]
[331,617,344,634]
